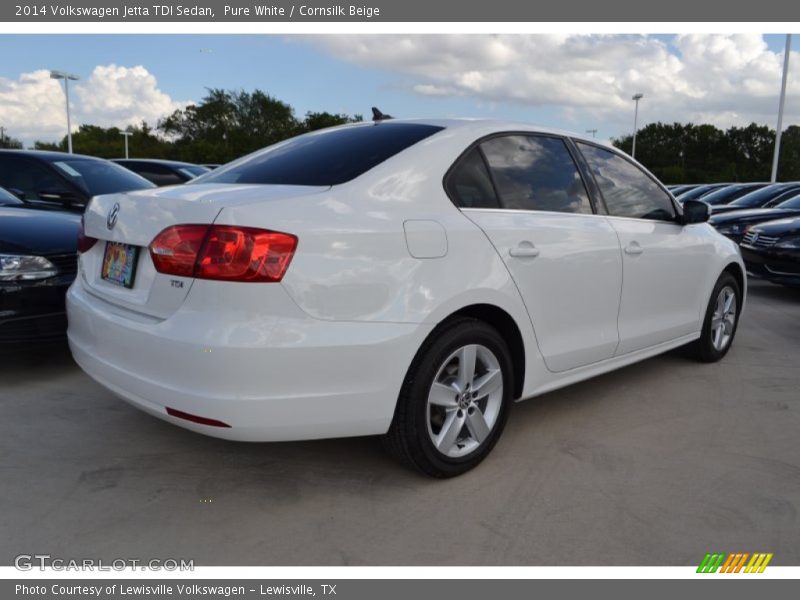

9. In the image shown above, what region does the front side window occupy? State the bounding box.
[577,143,675,221]
[480,135,592,214]
[0,157,64,200]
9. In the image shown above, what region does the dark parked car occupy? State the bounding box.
[710,182,800,215]
[0,186,80,344]
[710,194,800,243]
[740,216,800,287]
[0,150,154,211]
[675,183,730,202]
[698,182,769,206]
[668,184,696,195]
[112,159,210,186]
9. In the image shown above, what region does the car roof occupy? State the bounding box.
[0,148,112,162]
[330,118,618,149]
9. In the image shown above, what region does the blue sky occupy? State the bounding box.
[0,34,796,145]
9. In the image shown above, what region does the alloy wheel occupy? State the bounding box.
[426,344,504,458]
[711,285,737,351]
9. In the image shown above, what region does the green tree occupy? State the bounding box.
[34,122,173,158]
[612,121,800,184]
[299,111,363,133]
[159,89,299,163]
[159,89,361,163]
[0,131,23,149]
[777,125,800,181]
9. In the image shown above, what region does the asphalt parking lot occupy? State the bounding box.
[1,279,798,566]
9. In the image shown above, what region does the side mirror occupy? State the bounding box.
[681,199,710,225]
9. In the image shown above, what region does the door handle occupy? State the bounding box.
[509,242,540,258]
[624,242,643,256]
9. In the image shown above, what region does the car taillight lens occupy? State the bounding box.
[77,214,98,254]
[149,224,298,282]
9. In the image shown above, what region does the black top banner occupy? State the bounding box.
[3,0,800,22]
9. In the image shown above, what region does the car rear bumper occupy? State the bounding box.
[67,279,431,441]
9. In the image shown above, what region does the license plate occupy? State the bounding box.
[101,242,140,288]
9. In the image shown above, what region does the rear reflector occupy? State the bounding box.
[77,214,98,254]
[166,407,231,428]
[149,224,297,282]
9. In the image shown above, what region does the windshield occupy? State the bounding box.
[0,186,23,206]
[776,194,800,209]
[677,185,723,201]
[177,165,210,179]
[701,184,767,205]
[728,185,800,208]
[196,123,445,187]
[52,159,155,196]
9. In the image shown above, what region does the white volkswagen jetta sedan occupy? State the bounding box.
[67,119,745,477]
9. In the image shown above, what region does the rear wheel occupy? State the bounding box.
[382,318,513,478]
[689,272,741,362]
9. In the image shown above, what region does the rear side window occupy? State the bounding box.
[198,123,444,187]
[577,143,675,221]
[479,135,592,214]
[446,148,500,209]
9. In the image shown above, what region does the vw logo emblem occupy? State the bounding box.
[107,203,120,230]
[752,233,759,243]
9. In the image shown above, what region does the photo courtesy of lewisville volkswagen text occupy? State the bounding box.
[0,0,799,594]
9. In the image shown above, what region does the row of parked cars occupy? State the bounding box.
[0,150,212,344]
[668,182,800,287]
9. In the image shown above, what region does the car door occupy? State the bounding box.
[575,142,714,355]
[448,134,622,373]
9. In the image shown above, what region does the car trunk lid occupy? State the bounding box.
[79,184,328,319]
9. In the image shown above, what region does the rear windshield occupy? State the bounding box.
[52,159,156,196]
[196,123,444,187]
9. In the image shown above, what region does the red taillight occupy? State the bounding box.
[77,214,98,254]
[150,225,209,277]
[149,224,298,282]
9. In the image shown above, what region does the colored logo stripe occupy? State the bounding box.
[697,552,773,573]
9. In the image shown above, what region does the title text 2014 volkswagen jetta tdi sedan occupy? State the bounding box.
[67,120,745,477]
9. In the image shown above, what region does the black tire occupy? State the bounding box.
[688,272,741,363]
[382,318,513,478]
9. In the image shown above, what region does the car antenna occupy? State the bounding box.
[371,107,394,122]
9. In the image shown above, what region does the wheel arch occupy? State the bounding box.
[722,261,745,298]
[434,303,526,400]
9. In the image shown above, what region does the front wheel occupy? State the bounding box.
[382,319,513,478]
[689,272,741,362]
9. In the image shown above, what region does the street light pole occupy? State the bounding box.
[771,34,792,183]
[631,93,644,159]
[586,129,598,138]
[50,70,80,154]
[120,131,133,159]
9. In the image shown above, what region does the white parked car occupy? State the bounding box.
[67,120,745,477]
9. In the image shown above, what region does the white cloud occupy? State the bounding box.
[0,64,188,146]
[312,34,800,132]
